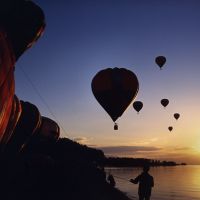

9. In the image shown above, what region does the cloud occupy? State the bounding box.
[97,145,200,164]
[73,137,90,144]
[130,138,159,146]
[173,147,192,151]
[87,144,97,148]
[150,138,158,142]
[99,145,162,156]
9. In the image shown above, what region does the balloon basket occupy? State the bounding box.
[114,123,118,130]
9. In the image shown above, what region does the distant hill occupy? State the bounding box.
[105,157,179,167]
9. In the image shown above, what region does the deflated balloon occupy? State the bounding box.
[133,101,143,113]
[168,126,173,132]
[161,99,169,108]
[174,113,180,120]
[91,67,139,122]
[155,56,166,69]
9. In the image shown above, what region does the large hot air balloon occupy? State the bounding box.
[91,67,139,129]
[161,99,169,108]
[174,113,180,120]
[0,0,45,142]
[133,101,143,113]
[155,56,166,69]
[2,101,42,154]
[0,29,16,142]
[168,126,173,132]
[0,0,45,60]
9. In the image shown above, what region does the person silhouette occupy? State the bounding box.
[107,173,116,187]
[130,164,154,200]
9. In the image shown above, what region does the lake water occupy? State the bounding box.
[105,165,200,200]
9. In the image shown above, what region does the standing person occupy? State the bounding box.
[130,164,154,200]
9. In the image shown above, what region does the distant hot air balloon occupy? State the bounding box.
[168,126,173,132]
[155,56,166,69]
[161,99,169,108]
[91,67,139,129]
[174,113,180,120]
[133,101,143,113]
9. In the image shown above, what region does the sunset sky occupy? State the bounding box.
[15,0,200,164]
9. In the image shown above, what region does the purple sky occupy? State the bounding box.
[15,0,200,164]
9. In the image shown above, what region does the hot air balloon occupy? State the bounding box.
[161,99,169,108]
[174,113,180,120]
[133,101,143,113]
[91,67,139,129]
[0,1,60,154]
[0,0,45,60]
[155,56,166,69]
[0,29,16,142]
[2,101,42,154]
[168,126,173,132]
[40,116,60,140]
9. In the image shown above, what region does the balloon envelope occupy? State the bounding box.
[40,116,60,140]
[168,126,173,132]
[0,0,46,60]
[91,67,139,122]
[0,29,15,142]
[174,113,180,120]
[161,99,169,107]
[133,101,143,113]
[155,56,166,69]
